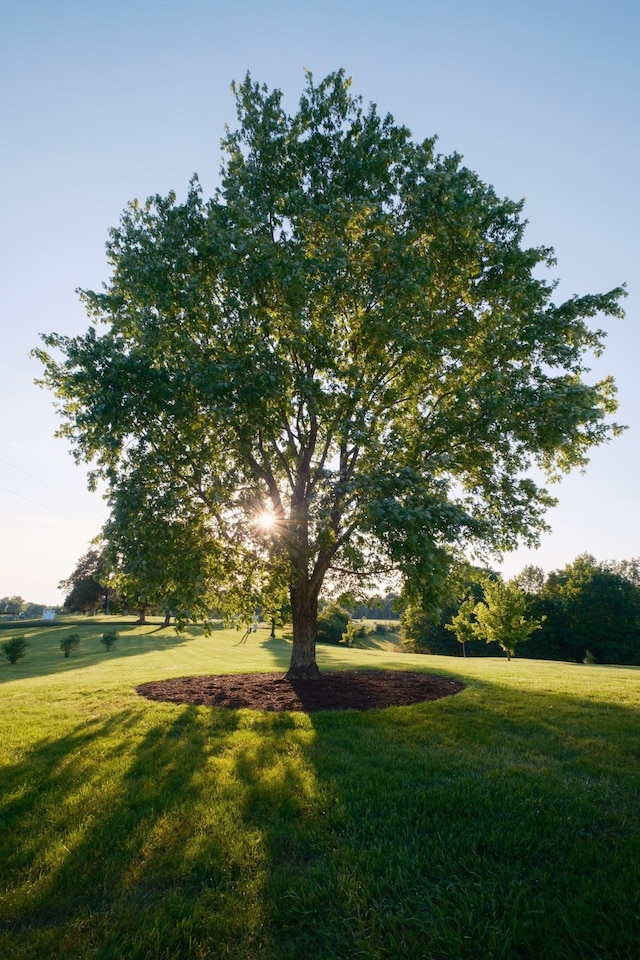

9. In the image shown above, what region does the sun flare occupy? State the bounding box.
[256,510,277,532]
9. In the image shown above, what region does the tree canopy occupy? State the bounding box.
[34,70,625,678]
[526,554,640,664]
[58,547,111,615]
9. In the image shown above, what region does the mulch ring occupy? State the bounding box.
[136,670,464,712]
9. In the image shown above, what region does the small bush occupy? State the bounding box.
[341,620,358,647]
[60,633,81,658]
[583,649,596,665]
[2,636,29,664]
[374,622,388,635]
[100,629,119,651]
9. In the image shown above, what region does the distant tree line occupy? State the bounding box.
[0,597,49,619]
[403,554,640,665]
[351,594,401,622]
[58,544,640,666]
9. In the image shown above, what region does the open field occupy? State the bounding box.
[1,617,639,959]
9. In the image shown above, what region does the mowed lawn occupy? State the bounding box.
[0,618,639,960]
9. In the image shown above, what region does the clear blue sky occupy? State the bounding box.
[1,0,638,605]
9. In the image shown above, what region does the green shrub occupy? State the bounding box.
[60,632,81,658]
[100,629,119,652]
[2,636,28,664]
[341,620,358,646]
[316,604,350,644]
[374,622,388,635]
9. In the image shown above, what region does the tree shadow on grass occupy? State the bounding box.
[0,705,248,957]
[1,680,640,959]
[1,699,322,959]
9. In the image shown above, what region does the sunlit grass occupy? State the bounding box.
[1,618,639,958]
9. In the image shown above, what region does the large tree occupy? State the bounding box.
[34,70,625,678]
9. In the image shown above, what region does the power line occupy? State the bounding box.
[0,455,104,518]
[0,484,69,519]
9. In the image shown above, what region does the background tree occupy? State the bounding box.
[512,564,546,595]
[35,70,625,679]
[472,578,542,660]
[403,565,495,656]
[604,557,640,588]
[353,592,401,622]
[59,547,114,615]
[528,555,640,664]
[445,596,479,657]
[0,597,26,616]
[1,599,56,619]
[316,603,351,646]
[259,574,292,639]
[23,602,47,619]
[401,601,457,655]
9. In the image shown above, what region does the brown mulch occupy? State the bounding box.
[136,670,464,712]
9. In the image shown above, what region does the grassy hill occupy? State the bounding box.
[1,617,638,959]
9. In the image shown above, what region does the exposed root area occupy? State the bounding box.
[136,670,464,712]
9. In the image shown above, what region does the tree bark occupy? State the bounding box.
[286,580,321,679]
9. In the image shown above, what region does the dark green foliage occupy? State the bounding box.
[402,602,463,655]
[61,578,104,615]
[353,593,401,621]
[100,629,119,652]
[2,636,28,664]
[520,592,575,661]
[522,555,640,664]
[316,604,351,645]
[59,547,114,615]
[403,572,496,656]
[60,633,81,658]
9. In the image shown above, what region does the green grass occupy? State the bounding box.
[1,617,639,959]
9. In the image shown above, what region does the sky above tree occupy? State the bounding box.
[1,0,638,605]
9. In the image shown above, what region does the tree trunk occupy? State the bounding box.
[163,611,171,627]
[286,580,321,679]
